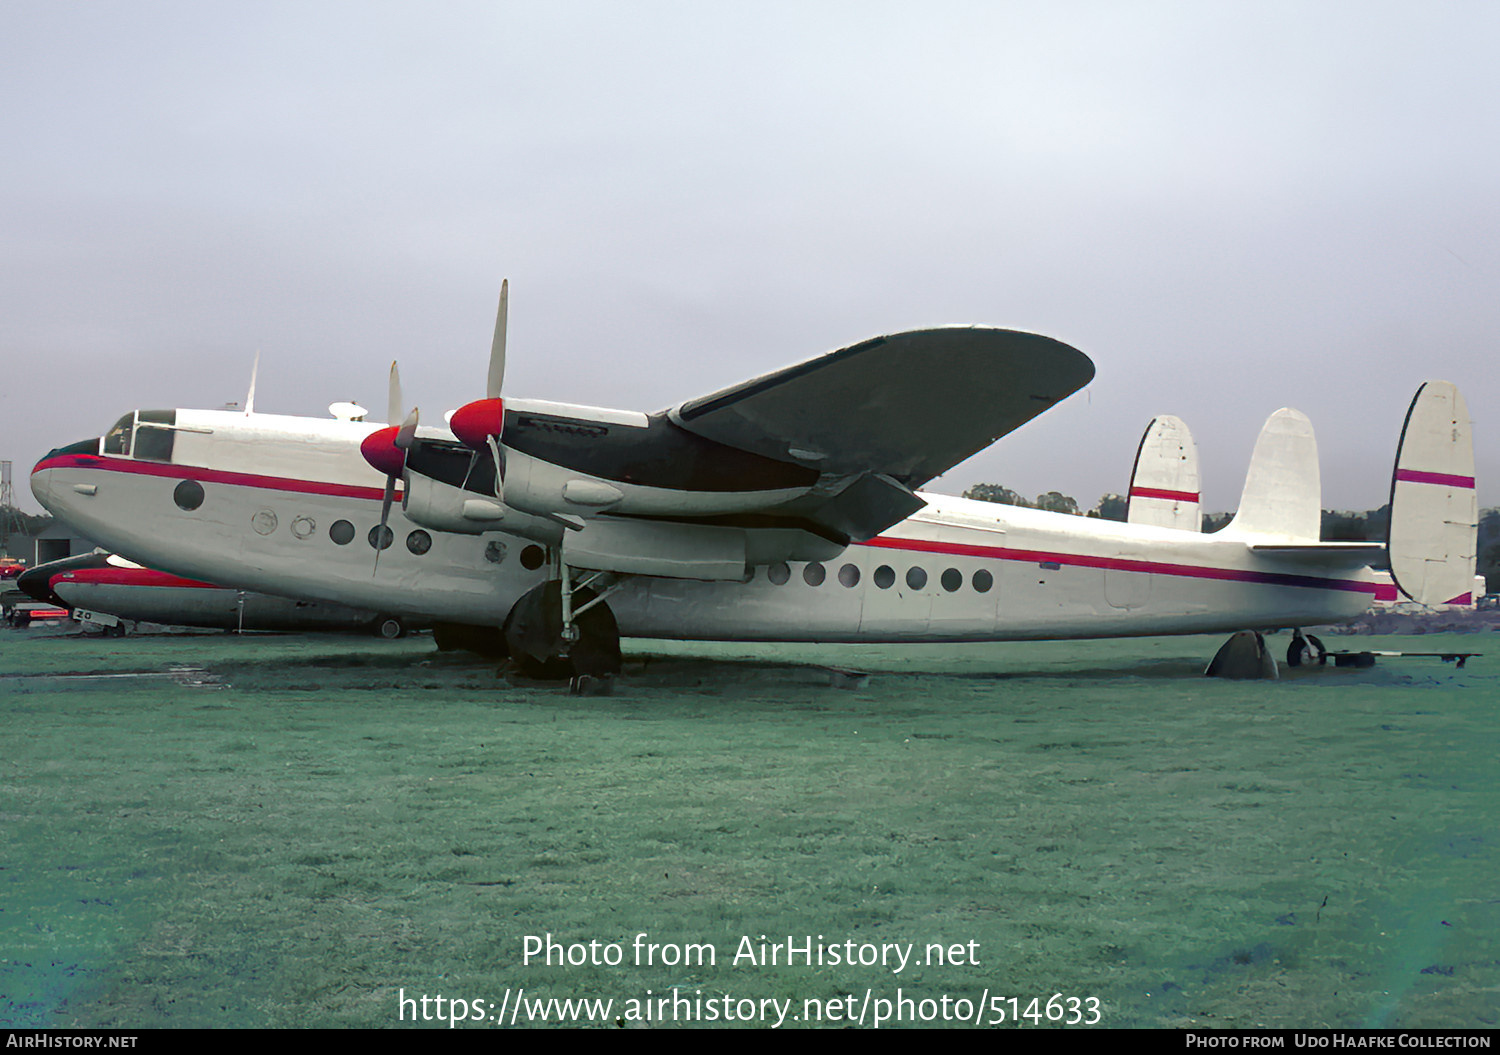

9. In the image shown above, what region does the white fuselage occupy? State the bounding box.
[31,408,1380,642]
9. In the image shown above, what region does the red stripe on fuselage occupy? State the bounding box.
[860,535,1381,595]
[35,453,1379,597]
[59,568,220,590]
[32,453,396,502]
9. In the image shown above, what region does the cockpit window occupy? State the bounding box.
[103,413,134,456]
[134,410,177,462]
[101,410,178,461]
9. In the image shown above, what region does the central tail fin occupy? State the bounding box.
[1218,408,1322,541]
[1126,415,1202,531]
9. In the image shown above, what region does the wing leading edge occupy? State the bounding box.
[668,327,1095,489]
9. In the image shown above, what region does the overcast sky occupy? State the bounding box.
[4,1,1496,517]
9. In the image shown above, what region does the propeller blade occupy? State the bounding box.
[488,279,507,400]
[395,407,420,450]
[487,434,504,501]
[387,361,403,426]
[374,475,397,575]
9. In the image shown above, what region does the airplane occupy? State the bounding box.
[28,282,1478,684]
[16,550,407,637]
[18,415,1208,644]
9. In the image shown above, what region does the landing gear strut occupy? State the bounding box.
[502,561,623,685]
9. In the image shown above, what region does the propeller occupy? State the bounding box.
[450,280,508,501]
[359,362,418,572]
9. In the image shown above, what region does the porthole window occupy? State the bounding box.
[941,568,962,592]
[973,569,994,593]
[251,510,278,536]
[906,566,927,590]
[838,563,860,588]
[803,562,826,586]
[406,530,432,555]
[520,544,547,570]
[768,562,791,585]
[290,515,316,540]
[874,565,895,589]
[329,520,355,545]
[173,479,204,511]
[484,540,507,564]
[368,525,394,550]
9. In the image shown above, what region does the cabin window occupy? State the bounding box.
[972,569,994,593]
[520,545,547,570]
[406,530,432,555]
[838,563,860,588]
[802,562,825,586]
[173,479,204,511]
[485,540,507,564]
[906,567,927,590]
[368,525,394,550]
[768,562,791,585]
[330,520,355,545]
[941,568,962,592]
[873,565,895,589]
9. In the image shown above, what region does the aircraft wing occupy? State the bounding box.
[667,327,1095,489]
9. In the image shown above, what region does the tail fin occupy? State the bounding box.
[1388,381,1477,605]
[1126,415,1201,531]
[1219,408,1322,541]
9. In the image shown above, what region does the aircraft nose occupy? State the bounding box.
[17,564,60,606]
[30,457,52,506]
[30,438,100,509]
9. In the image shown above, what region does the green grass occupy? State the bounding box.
[1,628,1496,1028]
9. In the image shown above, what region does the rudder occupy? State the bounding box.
[1126,415,1202,531]
[1388,381,1477,606]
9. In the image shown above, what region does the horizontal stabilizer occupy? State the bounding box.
[1249,542,1385,568]
[1219,408,1321,541]
[1388,381,1477,605]
[1126,415,1201,531]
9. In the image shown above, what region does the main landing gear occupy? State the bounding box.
[1205,628,1326,679]
[502,561,624,690]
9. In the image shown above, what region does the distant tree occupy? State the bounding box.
[1321,510,1370,542]
[1,504,51,539]
[1033,491,1080,516]
[1088,493,1128,521]
[963,484,1030,507]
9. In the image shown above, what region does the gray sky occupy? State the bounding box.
[5,1,1497,516]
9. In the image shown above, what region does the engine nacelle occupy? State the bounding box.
[402,473,562,546]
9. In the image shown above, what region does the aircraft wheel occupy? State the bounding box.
[374,616,407,640]
[503,581,621,681]
[1286,631,1327,668]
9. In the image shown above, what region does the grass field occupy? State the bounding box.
[1,626,1495,1028]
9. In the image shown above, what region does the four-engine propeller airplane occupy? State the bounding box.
[29,282,1478,682]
